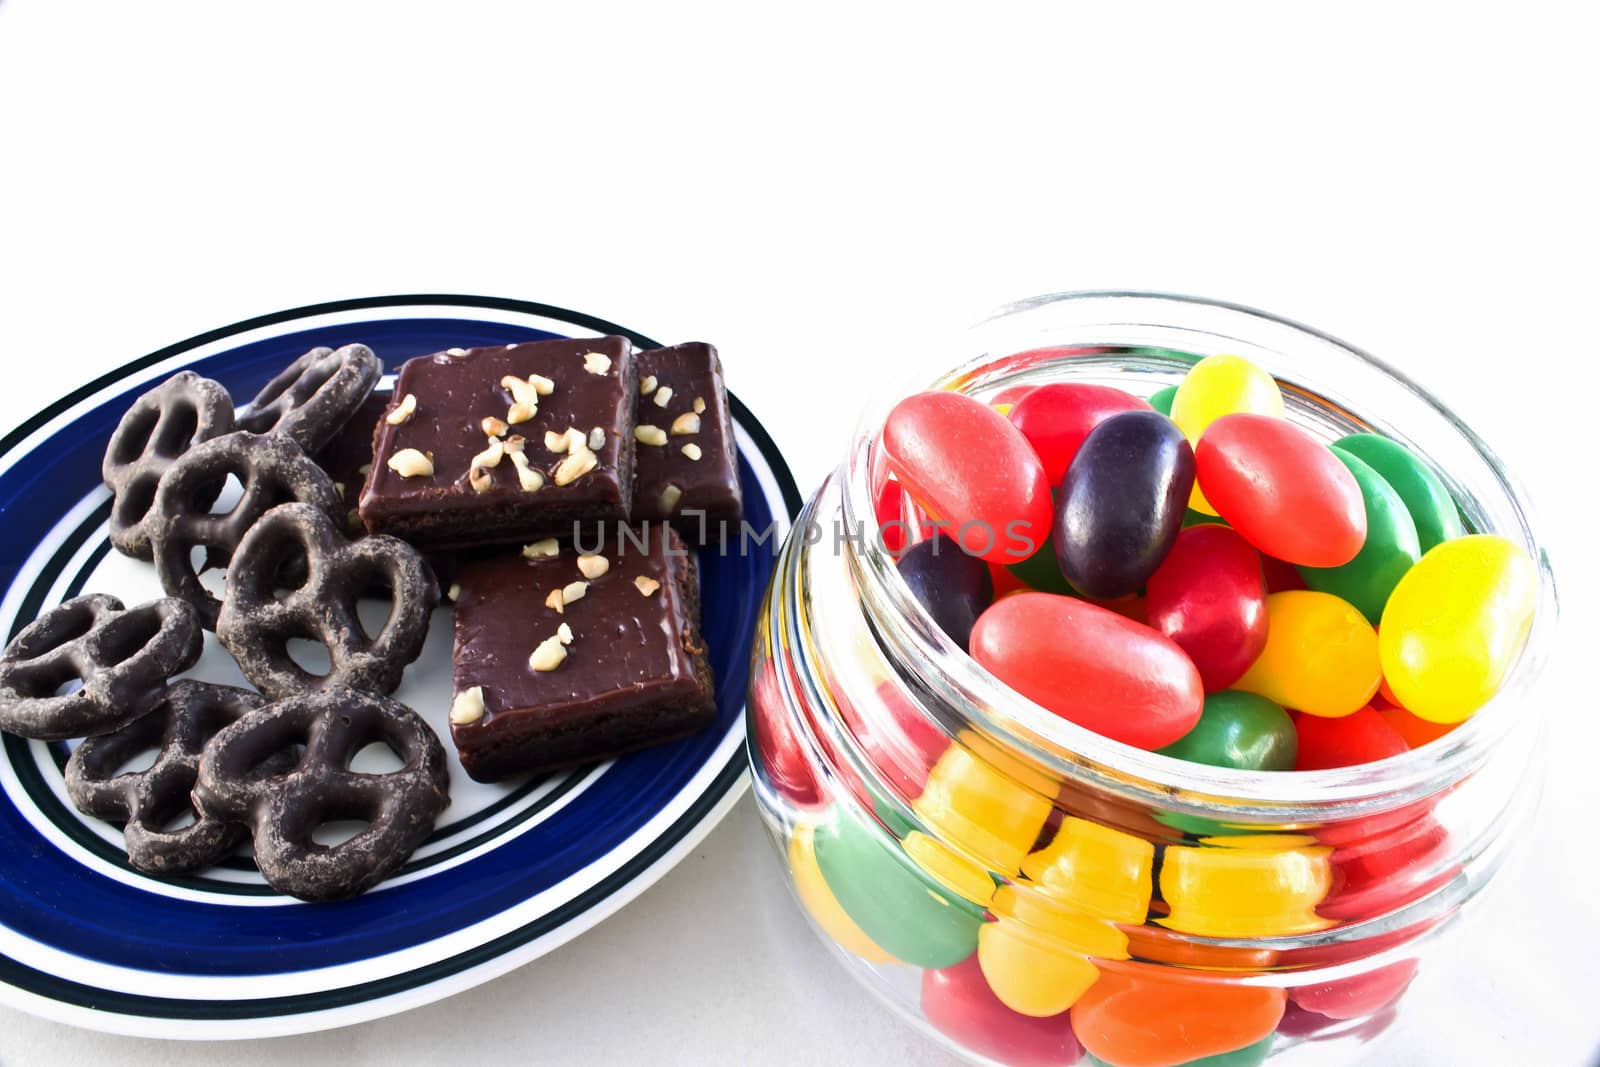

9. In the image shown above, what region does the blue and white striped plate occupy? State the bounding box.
[0,296,799,1039]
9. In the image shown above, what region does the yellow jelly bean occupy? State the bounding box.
[1020,817,1154,924]
[1379,534,1538,724]
[904,831,998,907]
[1235,591,1380,717]
[914,741,1053,874]
[1159,836,1333,938]
[1170,353,1284,514]
[979,885,1120,1017]
[788,824,897,964]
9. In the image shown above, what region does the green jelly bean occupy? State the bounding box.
[1182,509,1229,528]
[1085,1034,1273,1067]
[1334,433,1464,553]
[1297,447,1420,625]
[1157,691,1297,771]
[1149,384,1179,416]
[1008,531,1077,594]
[812,809,983,969]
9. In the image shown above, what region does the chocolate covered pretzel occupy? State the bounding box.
[236,344,383,453]
[217,503,439,699]
[0,595,202,741]
[147,431,343,628]
[194,687,449,901]
[65,680,286,874]
[102,371,237,560]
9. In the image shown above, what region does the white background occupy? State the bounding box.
[1,2,1597,1065]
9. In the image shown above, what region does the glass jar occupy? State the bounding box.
[746,292,1557,1066]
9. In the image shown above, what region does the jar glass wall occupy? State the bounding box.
[747,293,1557,1066]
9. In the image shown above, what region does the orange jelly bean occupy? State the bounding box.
[1071,968,1286,1067]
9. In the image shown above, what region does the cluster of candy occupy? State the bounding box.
[879,353,1539,771]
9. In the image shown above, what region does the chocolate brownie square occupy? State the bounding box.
[631,342,742,540]
[314,385,390,537]
[448,524,716,782]
[358,336,636,550]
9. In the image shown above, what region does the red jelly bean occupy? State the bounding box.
[1320,814,1453,922]
[1146,526,1268,692]
[1008,383,1151,485]
[1195,414,1366,567]
[749,655,823,808]
[922,954,1083,1067]
[837,678,952,801]
[1293,706,1409,770]
[884,392,1053,563]
[971,594,1204,750]
[1259,553,1307,594]
[1291,959,1418,1020]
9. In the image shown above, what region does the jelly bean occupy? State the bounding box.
[915,740,1054,873]
[1378,534,1537,724]
[1180,509,1227,528]
[1375,700,1457,748]
[1157,691,1296,771]
[1257,553,1306,594]
[836,678,950,800]
[1290,958,1418,1019]
[1234,591,1380,718]
[874,475,910,556]
[971,594,1204,750]
[991,558,1032,598]
[1009,384,1152,486]
[1021,817,1155,924]
[1293,706,1409,770]
[1194,415,1365,566]
[1320,814,1452,922]
[1009,530,1078,594]
[1170,354,1284,515]
[883,391,1053,563]
[1160,835,1332,937]
[1055,411,1196,599]
[980,891,1112,1017]
[749,654,823,807]
[904,830,999,906]
[896,534,994,648]
[1274,1002,1341,1037]
[1145,526,1268,692]
[811,808,984,968]
[1072,969,1286,1067]
[922,953,1085,1067]
[1101,1035,1270,1067]
[1296,448,1419,625]
[788,823,896,964]
[1148,384,1177,417]
[1335,433,1464,552]
[1123,926,1278,973]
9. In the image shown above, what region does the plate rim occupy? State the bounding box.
[0,294,803,1040]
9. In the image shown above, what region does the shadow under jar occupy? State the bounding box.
[746,292,1557,1067]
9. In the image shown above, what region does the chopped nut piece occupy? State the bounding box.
[577,554,610,579]
[503,434,526,453]
[681,443,703,461]
[561,580,589,605]
[447,582,461,602]
[545,430,570,454]
[583,351,612,375]
[634,576,661,597]
[388,448,434,478]
[333,481,346,496]
[659,484,683,512]
[468,438,506,494]
[386,393,419,426]
[528,374,555,396]
[639,374,658,396]
[670,412,702,436]
[450,686,486,725]
[482,415,509,438]
[557,622,574,645]
[528,636,567,672]
[554,446,597,486]
[507,401,537,425]
[446,347,468,357]
[544,589,565,613]
[358,463,373,478]
[522,538,560,559]
[653,386,674,408]
[509,449,544,492]
[693,396,707,414]
[588,427,606,451]
[502,375,542,425]
[566,426,588,452]
[635,425,668,447]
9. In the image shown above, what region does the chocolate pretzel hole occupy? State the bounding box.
[110,406,160,467]
[9,659,82,699]
[310,816,375,848]
[153,404,200,458]
[113,473,161,531]
[190,546,230,599]
[22,603,100,654]
[96,610,164,665]
[202,472,244,516]
[347,738,406,774]
[286,634,334,679]
[110,745,161,778]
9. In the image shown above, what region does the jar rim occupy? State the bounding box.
[841,290,1559,815]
